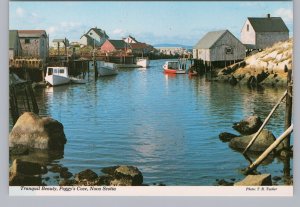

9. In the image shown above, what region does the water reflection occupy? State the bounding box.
[10,59,292,185]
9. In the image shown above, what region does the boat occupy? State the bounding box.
[163,61,186,74]
[45,67,71,86]
[97,61,118,76]
[70,76,87,84]
[136,57,150,68]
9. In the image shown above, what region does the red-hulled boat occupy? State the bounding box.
[163,61,186,74]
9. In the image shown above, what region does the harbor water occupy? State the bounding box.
[13,59,292,185]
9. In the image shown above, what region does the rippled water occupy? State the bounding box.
[16,59,293,185]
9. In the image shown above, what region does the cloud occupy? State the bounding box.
[274,8,293,23]
[111,28,128,37]
[47,21,87,41]
[16,7,25,17]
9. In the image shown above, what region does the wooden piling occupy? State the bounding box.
[284,68,292,149]
[243,90,287,155]
[245,124,293,174]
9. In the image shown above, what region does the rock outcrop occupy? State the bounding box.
[233,115,263,135]
[219,132,239,142]
[60,165,144,186]
[9,112,67,151]
[9,159,47,186]
[216,38,292,87]
[234,174,272,186]
[229,129,284,152]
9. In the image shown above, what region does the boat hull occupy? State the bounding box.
[45,75,70,86]
[98,66,118,76]
[136,59,150,68]
[164,68,186,74]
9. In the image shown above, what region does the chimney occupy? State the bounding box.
[267,14,271,18]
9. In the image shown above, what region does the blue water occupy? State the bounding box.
[29,59,292,185]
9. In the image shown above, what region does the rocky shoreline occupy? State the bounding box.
[9,111,292,187]
[212,39,292,88]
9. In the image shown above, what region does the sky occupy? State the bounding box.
[9,1,293,46]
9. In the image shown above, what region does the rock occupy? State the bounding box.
[229,129,283,152]
[234,174,272,186]
[59,179,76,186]
[256,71,269,83]
[110,178,134,186]
[10,159,47,175]
[9,172,42,186]
[219,132,239,142]
[229,76,238,85]
[9,112,67,151]
[75,169,98,182]
[217,179,234,186]
[101,166,120,175]
[114,166,143,186]
[233,115,263,135]
[98,175,114,185]
[9,159,45,186]
[49,164,67,173]
[9,145,29,156]
[60,171,73,179]
[272,176,281,181]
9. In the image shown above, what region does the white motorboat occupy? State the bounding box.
[97,61,118,76]
[45,67,71,86]
[136,57,150,68]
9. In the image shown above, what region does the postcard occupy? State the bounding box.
[8,0,293,196]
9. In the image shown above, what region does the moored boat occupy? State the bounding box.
[97,61,118,76]
[163,61,186,74]
[70,76,87,84]
[136,57,150,68]
[45,67,71,86]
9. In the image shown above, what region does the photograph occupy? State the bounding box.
[8,0,293,195]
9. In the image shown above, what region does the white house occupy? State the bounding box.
[79,27,109,47]
[241,14,289,50]
[123,35,139,43]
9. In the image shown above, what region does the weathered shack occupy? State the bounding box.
[9,30,22,60]
[241,14,289,50]
[193,30,246,68]
[18,30,49,61]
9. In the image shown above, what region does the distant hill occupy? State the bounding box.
[153,43,193,49]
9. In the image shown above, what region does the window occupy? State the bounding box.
[48,68,53,75]
[59,69,65,74]
[247,24,249,32]
[90,32,93,35]
[54,69,58,74]
[25,38,30,44]
[225,47,233,54]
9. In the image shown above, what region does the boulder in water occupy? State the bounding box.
[9,112,67,151]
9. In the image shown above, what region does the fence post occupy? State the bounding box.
[284,67,292,149]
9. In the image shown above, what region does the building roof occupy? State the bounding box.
[194,30,228,49]
[129,42,148,49]
[128,35,138,42]
[52,39,66,42]
[9,30,19,49]
[108,40,128,49]
[87,27,109,38]
[248,17,289,32]
[18,30,47,38]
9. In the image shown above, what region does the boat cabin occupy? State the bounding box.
[46,67,68,78]
[166,61,179,69]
